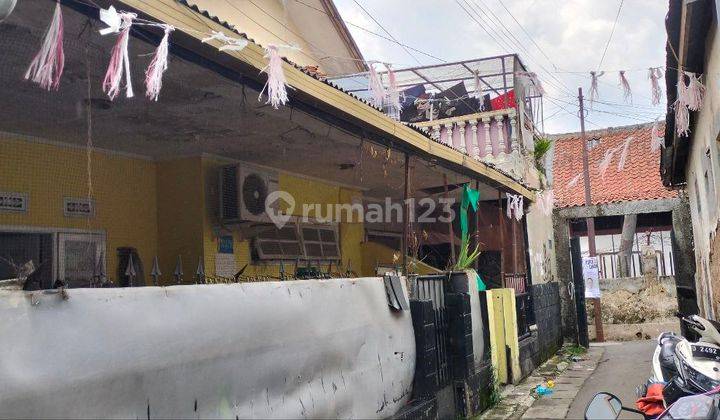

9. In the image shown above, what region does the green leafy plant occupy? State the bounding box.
[454,233,482,270]
[533,137,553,173]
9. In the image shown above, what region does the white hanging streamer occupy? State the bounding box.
[259,44,292,109]
[618,70,632,103]
[589,71,604,109]
[473,70,482,100]
[384,63,402,120]
[516,71,545,95]
[566,173,583,188]
[506,194,524,221]
[201,30,249,51]
[145,25,174,101]
[650,119,664,152]
[673,72,696,137]
[616,136,633,171]
[368,62,386,108]
[648,67,663,106]
[101,9,136,100]
[598,149,615,179]
[24,1,65,91]
[684,71,705,112]
[535,189,554,216]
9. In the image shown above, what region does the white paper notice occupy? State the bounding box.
[215,253,237,278]
[582,256,601,299]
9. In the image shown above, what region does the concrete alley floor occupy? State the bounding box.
[565,340,656,419]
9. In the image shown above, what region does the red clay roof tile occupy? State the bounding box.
[552,122,678,208]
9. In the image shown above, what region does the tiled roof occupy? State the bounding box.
[552,122,679,208]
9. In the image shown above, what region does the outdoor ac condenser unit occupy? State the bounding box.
[219,164,279,223]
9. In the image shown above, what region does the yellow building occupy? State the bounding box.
[0,0,534,288]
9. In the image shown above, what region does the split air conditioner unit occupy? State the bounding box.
[219,164,279,223]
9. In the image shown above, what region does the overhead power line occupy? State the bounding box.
[597,0,624,71]
[351,0,422,65]
[290,0,445,63]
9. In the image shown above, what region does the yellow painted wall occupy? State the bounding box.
[0,136,158,285]
[200,157,369,278]
[486,290,508,384]
[486,288,521,385]
[0,140,390,284]
[157,157,205,285]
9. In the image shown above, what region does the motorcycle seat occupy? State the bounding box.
[659,335,680,379]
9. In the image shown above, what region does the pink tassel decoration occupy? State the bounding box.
[674,75,691,137]
[145,25,174,101]
[536,190,554,216]
[684,71,705,111]
[506,194,524,221]
[259,45,289,109]
[618,71,632,103]
[589,71,604,109]
[648,67,663,106]
[650,119,664,152]
[384,63,402,120]
[617,136,633,171]
[368,62,385,108]
[102,13,136,100]
[24,1,65,91]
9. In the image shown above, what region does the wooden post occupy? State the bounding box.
[402,153,410,276]
[579,87,604,342]
[475,180,481,272]
[498,190,505,287]
[443,173,455,265]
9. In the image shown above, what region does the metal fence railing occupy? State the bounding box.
[414,274,451,388]
[504,272,535,339]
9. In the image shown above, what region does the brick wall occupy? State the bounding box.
[518,282,563,378]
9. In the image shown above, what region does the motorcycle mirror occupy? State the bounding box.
[585,392,623,420]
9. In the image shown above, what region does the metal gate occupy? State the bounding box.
[414,274,451,388]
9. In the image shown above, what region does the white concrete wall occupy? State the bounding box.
[684,10,720,319]
[526,207,556,284]
[0,278,415,419]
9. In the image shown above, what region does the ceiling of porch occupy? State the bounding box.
[0,0,501,201]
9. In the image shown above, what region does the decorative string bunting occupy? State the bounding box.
[597,135,634,178]
[566,173,582,188]
[259,44,293,109]
[145,24,173,101]
[24,0,64,91]
[535,189,554,216]
[201,30,249,52]
[616,136,632,171]
[588,71,604,109]
[367,62,385,109]
[648,67,663,106]
[650,119,664,152]
[506,194,524,221]
[516,71,545,95]
[100,7,137,100]
[673,71,705,136]
[384,63,402,120]
[618,70,632,103]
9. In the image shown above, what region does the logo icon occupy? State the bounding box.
[265,190,294,228]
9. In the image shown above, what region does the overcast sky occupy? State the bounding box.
[333,0,668,134]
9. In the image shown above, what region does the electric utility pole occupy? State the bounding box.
[578,87,604,342]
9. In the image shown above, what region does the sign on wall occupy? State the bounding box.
[582,256,601,299]
[64,197,95,218]
[0,191,28,213]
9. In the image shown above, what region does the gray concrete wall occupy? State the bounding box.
[0,278,415,419]
[600,276,676,296]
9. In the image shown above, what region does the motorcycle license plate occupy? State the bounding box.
[691,344,720,361]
